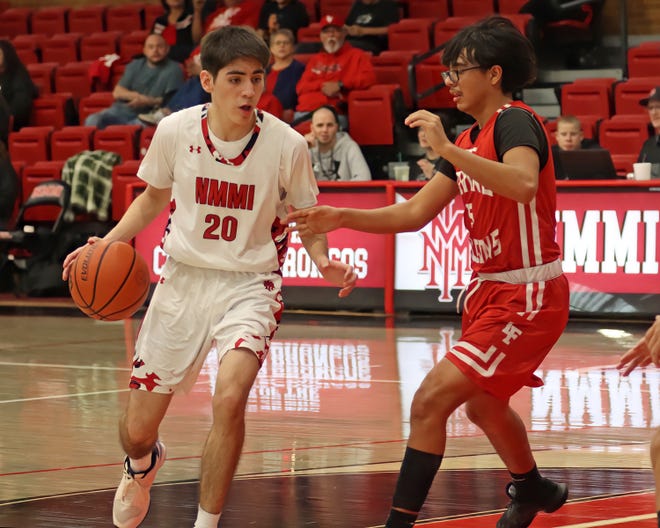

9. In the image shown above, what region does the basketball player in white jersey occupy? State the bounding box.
[63,25,357,528]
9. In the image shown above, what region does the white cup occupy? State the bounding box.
[393,164,409,181]
[633,162,652,181]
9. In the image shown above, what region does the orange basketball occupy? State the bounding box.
[68,240,150,321]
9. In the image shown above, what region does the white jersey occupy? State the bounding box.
[138,105,318,272]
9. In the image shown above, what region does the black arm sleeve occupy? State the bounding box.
[494,107,549,168]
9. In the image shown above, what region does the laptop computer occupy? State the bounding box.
[555,149,619,180]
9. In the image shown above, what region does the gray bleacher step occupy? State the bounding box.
[537,68,623,84]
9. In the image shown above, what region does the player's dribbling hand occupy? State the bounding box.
[617,316,660,376]
[61,236,102,281]
[286,206,342,237]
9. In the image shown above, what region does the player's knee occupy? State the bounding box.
[464,400,485,425]
[410,386,447,424]
[211,387,248,425]
[120,417,157,453]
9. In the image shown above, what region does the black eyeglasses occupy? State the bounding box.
[441,66,483,84]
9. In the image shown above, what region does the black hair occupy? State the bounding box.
[442,16,537,94]
[201,26,271,78]
[0,40,28,77]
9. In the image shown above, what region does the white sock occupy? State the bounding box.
[128,451,152,473]
[193,505,221,528]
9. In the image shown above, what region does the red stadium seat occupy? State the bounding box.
[388,18,434,53]
[12,33,47,56]
[627,43,660,79]
[118,30,150,61]
[498,0,528,13]
[371,50,415,108]
[318,0,353,19]
[433,16,479,47]
[298,0,318,22]
[27,62,58,95]
[50,126,96,161]
[408,0,449,20]
[54,61,94,104]
[80,31,121,62]
[78,92,115,125]
[610,153,637,177]
[67,5,106,34]
[93,125,141,161]
[8,126,53,164]
[614,77,660,116]
[41,33,81,66]
[450,0,494,17]
[296,23,321,45]
[106,4,145,33]
[598,116,650,157]
[348,86,395,145]
[21,161,67,222]
[30,93,77,129]
[30,6,68,37]
[0,8,32,38]
[144,4,165,29]
[561,81,613,119]
[111,160,142,221]
[414,57,453,110]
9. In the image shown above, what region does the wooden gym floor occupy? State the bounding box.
[0,301,657,527]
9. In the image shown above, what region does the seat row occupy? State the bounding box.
[14,30,149,67]
[0,4,162,38]
[561,76,660,119]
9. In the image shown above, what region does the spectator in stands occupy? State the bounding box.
[86,34,184,130]
[551,115,600,179]
[305,105,371,181]
[409,128,441,181]
[260,29,305,123]
[140,0,261,125]
[638,86,660,178]
[0,40,37,145]
[151,0,201,63]
[295,14,377,130]
[205,0,261,32]
[344,0,400,56]
[257,0,310,42]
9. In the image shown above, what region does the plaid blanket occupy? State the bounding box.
[61,150,121,222]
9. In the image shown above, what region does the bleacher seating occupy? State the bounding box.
[54,61,94,104]
[8,126,53,163]
[93,125,141,161]
[118,30,150,60]
[78,92,115,125]
[450,0,495,17]
[614,77,660,116]
[80,31,121,61]
[30,93,77,128]
[41,33,81,65]
[21,161,66,222]
[0,8,32,38]
[561,80,613,119]
[105,5,144,33]
[30,7,68,37]
[433,16,479,47]
[371,50,415,108]
[50,126,96,161]
[598,116,649,174]
[67,5,106,35]
[27,62,58,95]
[388,18,434,53]
[627,43,660,79]
[408,0,449,20]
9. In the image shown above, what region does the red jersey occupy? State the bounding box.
[452,101,560,274]
[295,42,376,113]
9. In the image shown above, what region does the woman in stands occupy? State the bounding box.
[0,40,37,146]
[151,0,200,63]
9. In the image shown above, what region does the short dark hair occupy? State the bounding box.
[442,16,537,94]
[201,26,271,78]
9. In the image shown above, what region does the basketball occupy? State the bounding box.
[68,240,151,321]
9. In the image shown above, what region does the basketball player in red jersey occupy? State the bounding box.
[63,26,356,528]
[288,16,570,528]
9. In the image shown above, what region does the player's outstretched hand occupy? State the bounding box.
[405,109,451,154]
[617,316,660,376]
[316,256,357,298]
[61,236,102,281]
[287,206,342,237]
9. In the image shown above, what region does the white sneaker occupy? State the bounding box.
[112,441,167,528]
[138,108,166,126]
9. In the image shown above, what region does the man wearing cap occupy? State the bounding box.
[295,14,377,128]
[637,86,660,177]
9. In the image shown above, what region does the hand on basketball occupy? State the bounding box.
[617,316,660,376]
[62,236,102,281]
[405,110,451,155]
[315,256,357,298]
[286,206,341,237]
